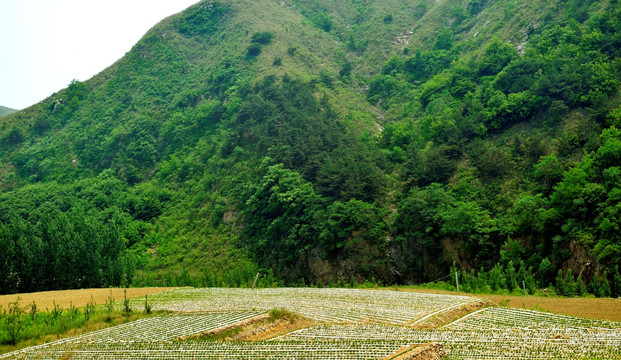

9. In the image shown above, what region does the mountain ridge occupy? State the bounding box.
[0,106,17,117]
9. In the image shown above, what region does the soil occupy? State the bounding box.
[410,299,494,329]
[388,343,446,360]
[184,312,319,341]
[0,288,173,311]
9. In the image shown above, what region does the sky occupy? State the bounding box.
[0,0,199,110]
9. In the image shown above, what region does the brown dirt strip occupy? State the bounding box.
[244,317,318,341]
[0,287,173,311]
[182,312,319,342]
[386,343,446,360]
[409,299,494,329]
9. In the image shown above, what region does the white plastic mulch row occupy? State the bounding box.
[2,340,407,360]
[3,289,621,360]
[279,307,621,360]
[134,287,475,325]
[445,306,620,330]
[0,312,264,360]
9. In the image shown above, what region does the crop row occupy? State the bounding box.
[0,312,264,359]
[445,306,621,330]
[1,340,408,360]
[133,288,474,325]
[280,323,621,359]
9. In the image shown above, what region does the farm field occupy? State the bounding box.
[2,288,620,359]
[0,288,172,310]
[476,294,621,322]
[399,288,621,322]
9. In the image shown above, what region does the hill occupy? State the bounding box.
[0,106,17,117]
[0,0,620,295]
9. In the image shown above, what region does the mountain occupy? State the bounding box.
[0,106,17,117]
[0,0,620,295]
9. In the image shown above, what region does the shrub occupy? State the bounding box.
[246,43,262,57]
[251,31,274,45]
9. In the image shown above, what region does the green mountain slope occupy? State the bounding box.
[0,0,620,295]
[0,106,17,117]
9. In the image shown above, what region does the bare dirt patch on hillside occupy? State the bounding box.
[0,287,173,310]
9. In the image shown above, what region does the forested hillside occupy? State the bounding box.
[0,0,620,296]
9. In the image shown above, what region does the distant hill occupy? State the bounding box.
[0,106,17,117]
[0,0,619,296]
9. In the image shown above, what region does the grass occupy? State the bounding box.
[0,288,171,353]
[0,300,163,354]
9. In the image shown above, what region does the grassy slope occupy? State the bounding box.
[0,106,17,117]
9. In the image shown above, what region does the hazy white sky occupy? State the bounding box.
[0,0,199,110]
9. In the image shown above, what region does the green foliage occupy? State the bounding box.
[251,31,274,45]
[242,163,322,272]
[478,38,519,76]
[246,43,262,57]
[467,0,488,15]
[0,298,27,345]
[0,297,154,348]
[178,1,229,36]
[308,11,332,32]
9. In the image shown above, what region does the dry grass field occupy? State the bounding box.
[0,287,172,311]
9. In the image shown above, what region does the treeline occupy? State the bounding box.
[0,172,170,294]
[0,210,125,293]
[442,262,621,298]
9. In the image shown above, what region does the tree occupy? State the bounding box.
[246,43,262,57]
[489,264,506,291]
[564,269,576,296]
[2,298,27,345]
[602,271,611,297]
[556,270,567,296]
[479,39,518,76]
[613,266,621,298]
[576,275,587,296]
[435,29,454,50]
[242,163,322,273]
[506,261,519,292]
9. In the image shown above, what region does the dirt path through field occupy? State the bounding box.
[0,287,173,311]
